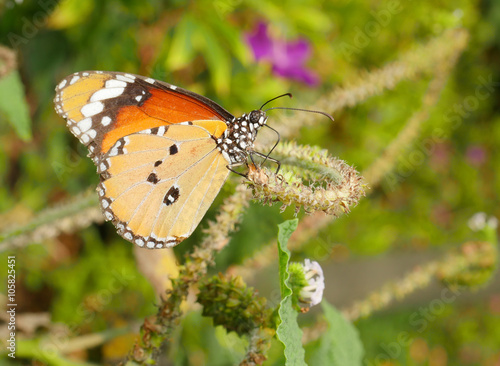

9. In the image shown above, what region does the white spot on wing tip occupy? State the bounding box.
[81,101,104,117]
[70,75,80,85]
[57,79,67,89]
[116,74,135,83]
[91,87,125,102]
[105,79,127,88]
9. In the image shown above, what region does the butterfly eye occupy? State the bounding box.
[249,110,266,125]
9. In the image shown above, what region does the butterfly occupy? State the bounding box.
[54,71,274,249]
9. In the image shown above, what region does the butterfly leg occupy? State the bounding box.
[226,161,249,178]
[249,150,281,174]
[262,124,281,165]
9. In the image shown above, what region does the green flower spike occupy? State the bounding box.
[197,273,272,336]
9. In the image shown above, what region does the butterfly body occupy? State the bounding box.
[54,71,268,248]
[216,109,268,165]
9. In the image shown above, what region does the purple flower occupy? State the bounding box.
[465,145,487,167]
[430,142,451,171]
[245,22,319,86]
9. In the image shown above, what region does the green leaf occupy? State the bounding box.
[0,70,32,141]
[277,219,298,297]
[196,22,231,96]
[165,15,196,70]
[307,301,364,366]
[205,16,250,66]
[276,219,307,366]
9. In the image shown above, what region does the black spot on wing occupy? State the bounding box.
[147,173,160,184]
[154,160,163,167]
[169,144,178,155]
[163,186,180,206]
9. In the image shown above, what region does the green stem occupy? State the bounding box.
[0,191,100,251]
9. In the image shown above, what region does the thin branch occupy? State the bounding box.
[0,190,102,252]
[301,240,496,344]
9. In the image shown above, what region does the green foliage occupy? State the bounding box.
[197,273,271,336]
[307,301,364,366]
[169,311,248,365]
[0,70,32,141]
[276,219,306,366]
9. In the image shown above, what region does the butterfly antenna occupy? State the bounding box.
[259,93,293,110]
[264,107,334,122]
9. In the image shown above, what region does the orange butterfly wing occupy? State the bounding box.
[54,71,234,248]
[54,71,233,161]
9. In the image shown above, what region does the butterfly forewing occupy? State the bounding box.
[54,71,233,160]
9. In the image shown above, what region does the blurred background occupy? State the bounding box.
[0,0,499,365]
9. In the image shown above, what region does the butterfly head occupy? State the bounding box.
[248,109,268,128]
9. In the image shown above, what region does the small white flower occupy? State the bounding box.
[299,259,325,308]
[487,216,498,230]
[468,212,498,231]
[468,212,487,231]
[453,8,464,19]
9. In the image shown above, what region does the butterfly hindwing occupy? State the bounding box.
[97,121,230,248]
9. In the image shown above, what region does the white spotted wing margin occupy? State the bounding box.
[96,122,230,249]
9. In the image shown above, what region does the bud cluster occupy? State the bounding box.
[197,273,272,336]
